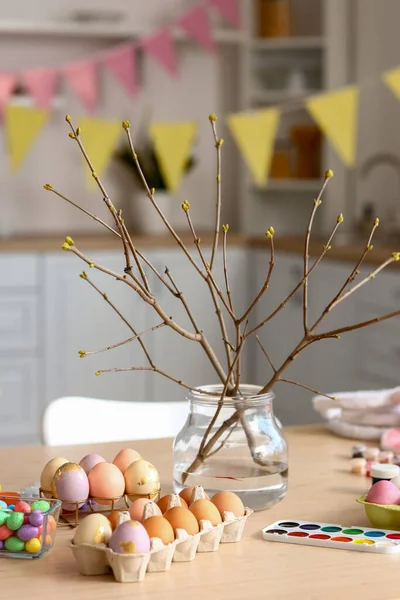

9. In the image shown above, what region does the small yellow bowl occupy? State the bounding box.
[357,495,400,530]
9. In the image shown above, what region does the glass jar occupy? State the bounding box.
[173,384,288,511]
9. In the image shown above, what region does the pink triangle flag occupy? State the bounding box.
[63,61,98,112]
[0,73,16,118]
[178,5,215,52]
[102,44,137,96]
[141,28,178,76]
[209,0,241,28]
[22,68,57,110]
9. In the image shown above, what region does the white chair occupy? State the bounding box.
[41,397,189,446]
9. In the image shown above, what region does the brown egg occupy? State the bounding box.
[179,487,210,506]
[108,511,128,531]
[113,448,141,474]
[211,491,245,518]
[142,516,174,545]
[189,499,222,526]
[157,494,188,513]
[163,506,199,536]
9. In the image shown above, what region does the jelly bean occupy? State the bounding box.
[35,525,43,539]
[0,500,7,509]
[45,534,52,547]
[0,511,9,526]
[23,514,30,524]
[25,538,41,554]
[5,536,25,552]
[8,505,14,510]
[0,524,12,541]
[47,515,57,533]
[14,501,31,514]
[29,510,44,527]
[7,512,24,531]
[17,524,39,542]
[31,500,50,512]
[0,540,3,549]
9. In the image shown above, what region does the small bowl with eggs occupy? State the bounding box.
[357,479,400,530]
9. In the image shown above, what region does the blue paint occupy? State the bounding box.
[364,530,385,538]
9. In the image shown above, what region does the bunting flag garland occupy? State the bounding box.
[209,0,241,28]
[22,68,58,110]
[0,73,16,118]
[77,118,123,189]
[5,105,49,171]
[141,29,178,77]
[102,45,138,96]
[178,5,216,53]
[227,108,280,186]
[305,86,359,168]
[382,67,400,101]
[63,61,98,112]
[149,121,198,191]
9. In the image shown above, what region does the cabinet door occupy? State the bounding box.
[148,247,250,402]
[43,252,149,406]
[251,251,317,425]
[0,357,39,446]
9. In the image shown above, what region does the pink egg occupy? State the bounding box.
[129,498,162,521]
[79,454,106,475]
[51,462,89,510]
[108,520,150,554]
[366,480,400,505]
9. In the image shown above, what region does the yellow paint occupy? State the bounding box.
[4,105,49,172]
[149,121,198,192]
[78,118,122,189]
[226,108,280,187]
[305,86,359,167]
[352,538,374,545]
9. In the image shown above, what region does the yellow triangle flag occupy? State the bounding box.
[5,105,49,172]
[226,108,280,186]
[383,67,400,100]
[78,118,122,189]
[149,121,197,192]
[305,86,359,167]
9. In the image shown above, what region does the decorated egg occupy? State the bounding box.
[79,454,106,475]
[124,460,160,501]
[190,499,222,526]
[40,457,69,497]
[211,491,245,517]
[113,448,141,474]
[108,520,151,554]
[73,513,112,546]
[51,462,89,510]
[164,506,199,535]
[142,516,174,545]
[129,498,161,521]
[157,494,188,513]
[88,462,125,505]
[366,480,400,505]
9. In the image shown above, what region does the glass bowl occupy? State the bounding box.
[357,495,400,531]
[0,495,62,559]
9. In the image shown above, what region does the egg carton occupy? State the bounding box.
[70,487,252,583]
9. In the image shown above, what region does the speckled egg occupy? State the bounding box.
[124,460,160,501]
[108,520,151,554]
[40,457,69,497]
[113,448,141,474]
[51,462,89,510]
[88,462,125,505]
[79,454,106,475]
[73,513,112,546]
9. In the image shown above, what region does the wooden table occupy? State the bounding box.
[0,426,397,600]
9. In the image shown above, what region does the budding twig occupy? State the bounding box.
[209,114,222,271]
[80,322,166,357]
[279,379,337,401]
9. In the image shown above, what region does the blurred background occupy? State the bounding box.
[0,0,399,446]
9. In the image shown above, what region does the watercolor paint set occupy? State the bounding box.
[262,519,400,553]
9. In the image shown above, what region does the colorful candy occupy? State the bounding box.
[0,499,55,555]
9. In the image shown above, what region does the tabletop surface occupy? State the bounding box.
[0,425,396,600]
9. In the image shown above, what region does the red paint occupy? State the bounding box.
[215,476,242,481]
[386,533,400,540]
[309,534,330,540]
[288,531,308,537]
[331,536,352,543]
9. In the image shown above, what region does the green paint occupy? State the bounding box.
[320,526,342,533]
[342,528,363,535]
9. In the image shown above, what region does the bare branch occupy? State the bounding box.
[80,322,166,357]
[222,225,234,313]
[95,365,198,392]
[255,335,276,373]
[279,378,337,401]
[313,307,400,339]
[164,266,201,334]
[209,115,222,271]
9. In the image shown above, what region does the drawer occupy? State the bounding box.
[0,358,39,442]
[0,295,38,351]
[0,255,38,288]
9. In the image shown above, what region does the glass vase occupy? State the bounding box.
[172,384,288,511]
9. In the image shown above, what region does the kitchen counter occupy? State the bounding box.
[1,231,399,269]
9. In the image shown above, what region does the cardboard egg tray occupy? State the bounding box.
[70,488,252,583]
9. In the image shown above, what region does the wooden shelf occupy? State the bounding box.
[254,179,323,193]
[0,19,245,43]
[250,36,326,51]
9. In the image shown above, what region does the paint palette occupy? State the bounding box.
[262,519,400,554]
